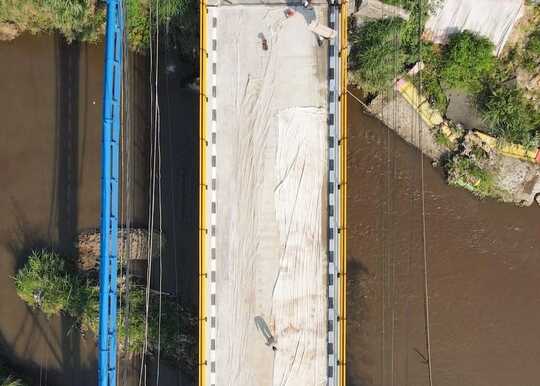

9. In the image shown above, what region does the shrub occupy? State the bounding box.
[14,250,78,316]
[447,155,496,198]
[477,83,540,147]
[125,0,194,53]
[14,250,196,370]
[349,18,407,93]
[399,0,432,64]
[410,43,448,113]
[441,31,496,92]
[115,286,197,370]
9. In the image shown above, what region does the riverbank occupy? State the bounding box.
[348,2,540,205]
[347,98,540,386]
[368,83,540,205]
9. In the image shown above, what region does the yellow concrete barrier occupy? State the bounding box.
[472,131,538,161]
[199,1,208,385]
[395,78,443,127]
[339,4,348,386]
[395,77,539,162]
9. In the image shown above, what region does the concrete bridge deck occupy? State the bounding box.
[199,1,348,385]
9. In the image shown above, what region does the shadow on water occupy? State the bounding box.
[138,43,198,386]
[154,43,199,307]
[7,36,95,386]
[53,35,88,386]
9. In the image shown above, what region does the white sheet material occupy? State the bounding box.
[424,0,524,56]
[273,107,327,386]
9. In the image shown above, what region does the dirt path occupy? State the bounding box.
[347,103,540,386]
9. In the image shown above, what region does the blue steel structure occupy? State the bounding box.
[98,0,123,385]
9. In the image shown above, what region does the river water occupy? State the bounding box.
[347,99,540,386]
[0,34,198,385]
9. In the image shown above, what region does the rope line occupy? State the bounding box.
[416,0,434,384]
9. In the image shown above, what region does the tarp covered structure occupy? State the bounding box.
[423,0,524,56]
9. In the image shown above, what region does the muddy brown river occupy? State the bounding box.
[347,100,540,386]
[0,34,198,385]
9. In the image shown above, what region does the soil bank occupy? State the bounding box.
[347,102,540,386]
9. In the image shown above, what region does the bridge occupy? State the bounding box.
[198,0,348,384]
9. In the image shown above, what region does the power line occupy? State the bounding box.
[416,0,434,384]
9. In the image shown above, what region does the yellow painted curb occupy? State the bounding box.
[199,1,208,385]
[339,4,348,386]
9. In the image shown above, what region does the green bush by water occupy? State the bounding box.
[14,250,196,370]
[447,155,496,198]
[14,250,79,317]
[0,0,197,55]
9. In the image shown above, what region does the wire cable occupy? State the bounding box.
[416,1,434,385]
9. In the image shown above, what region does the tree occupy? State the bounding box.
[441,31,496,92]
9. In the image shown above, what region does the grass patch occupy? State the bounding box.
[349,17,407,93]
[14,250,80,317]
[477,83,540,147]
[349,0,434,93]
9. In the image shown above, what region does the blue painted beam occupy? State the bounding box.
[98,0,123,385]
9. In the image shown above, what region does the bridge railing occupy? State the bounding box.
[338,2,348,385]
[199,0,209,385]
[98,0,124,385]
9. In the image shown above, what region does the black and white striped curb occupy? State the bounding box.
[327,4,341,386]
[209,8,218,386]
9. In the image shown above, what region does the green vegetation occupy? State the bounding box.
[432,126,453,148]
[0,0,105,42]
[477,83,540,147]
[0,0,197,55]
[14,250,196,371]
[441,31,496,93]
[0,360,27,386]
[125,0,196,54]
[349,6,540,147]
[349,18,407,93]
[447,155,497,198]
[14,250,81,316]
[521,25,540,71]
[349,0,431,93]
[412,43,448,112]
